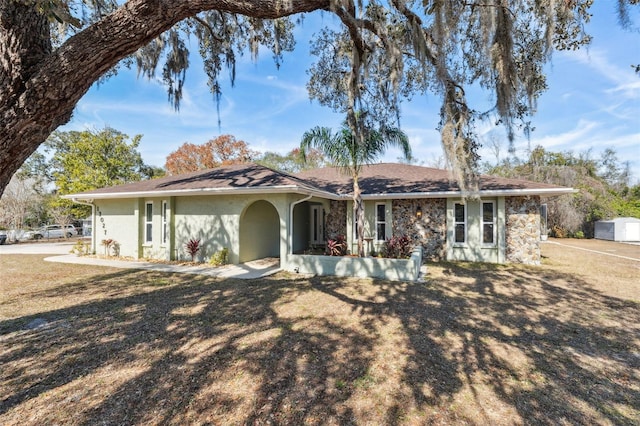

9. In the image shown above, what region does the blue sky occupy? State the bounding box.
[62,3,640,182]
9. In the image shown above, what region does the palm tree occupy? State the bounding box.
[300,120,412,257]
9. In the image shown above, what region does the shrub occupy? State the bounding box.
[71,239,90,256]
[382,235,412,259]
[101,238,116,257]
[551,225,567,238]
[185,238,202,262]
[326,235,347,256]
[209,248,229,266]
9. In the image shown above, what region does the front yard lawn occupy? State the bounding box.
[1,241,638,425]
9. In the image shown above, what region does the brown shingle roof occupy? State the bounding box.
[67,162,572,199]
[71,163,324,197]
[295,163,568,196]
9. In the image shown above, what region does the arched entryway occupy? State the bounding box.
[239,200,280,263]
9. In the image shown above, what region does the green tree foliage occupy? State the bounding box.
[484,146,640,237]
[301,117,411,256]
[4,1,638,198]
[306,0,600,192]
[23,127,159,219]
[48,128,149,194]
[256,148,327,173]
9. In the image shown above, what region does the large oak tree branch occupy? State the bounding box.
[0,0,330,196]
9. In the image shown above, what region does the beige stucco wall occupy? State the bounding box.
[345,199,392,254]
[172,195,240,262]
[94,199,140,258]
[140,198,173,260]
[285,246,423,282]
[97,193,292,264]
[94,192,539,268]
[173,193,290,264]
[446,197,506,263]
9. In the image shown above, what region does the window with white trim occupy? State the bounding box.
[454,202,466,244]
[161,200,168,245]
[145,202,153,243]
[375,203,386,241]
[482,201,496,245]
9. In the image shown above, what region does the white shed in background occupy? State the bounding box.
[594,217,640,242]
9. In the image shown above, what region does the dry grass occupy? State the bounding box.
[1,240,639,425]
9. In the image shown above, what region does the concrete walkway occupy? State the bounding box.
[44,254,281,279]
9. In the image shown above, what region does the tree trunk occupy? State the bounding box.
[353,174,365,257]
[0,0,330,197]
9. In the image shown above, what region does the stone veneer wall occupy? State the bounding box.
[325,200,347,240]
[505,196,541,265]
[392,199,446,261]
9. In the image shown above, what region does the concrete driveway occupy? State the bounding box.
[1,241,281,279]
[544,238,640,262]
[0,241,75,255]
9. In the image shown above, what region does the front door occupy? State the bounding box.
[310,205,325,246]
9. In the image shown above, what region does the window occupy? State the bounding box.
[375,203,386,241]
[454,203,466,244]
[482,201,496,245]
[145,202,153,243]
[353,209,360,240]
[161,200,168,245]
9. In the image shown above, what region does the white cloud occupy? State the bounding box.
[605,80,640,101]
[523,119,640,180]
[529,119,600,149]
[564,48,640,100]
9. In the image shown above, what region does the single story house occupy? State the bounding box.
[65,163,572,272]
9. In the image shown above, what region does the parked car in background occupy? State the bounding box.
[32,224,78,239]
[0,231,7,245]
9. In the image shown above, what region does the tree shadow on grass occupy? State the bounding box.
[448,263,640,425]
[437,263,639,423]
[0,271,376,424]
[308,262,639,424]
[0,262,638,424]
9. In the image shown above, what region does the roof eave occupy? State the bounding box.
[359,187,575,200]
[65,185,574,202]
[64,185,342,201]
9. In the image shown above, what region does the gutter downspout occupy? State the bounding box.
[289,194,313,257]
[72,198,96,254]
